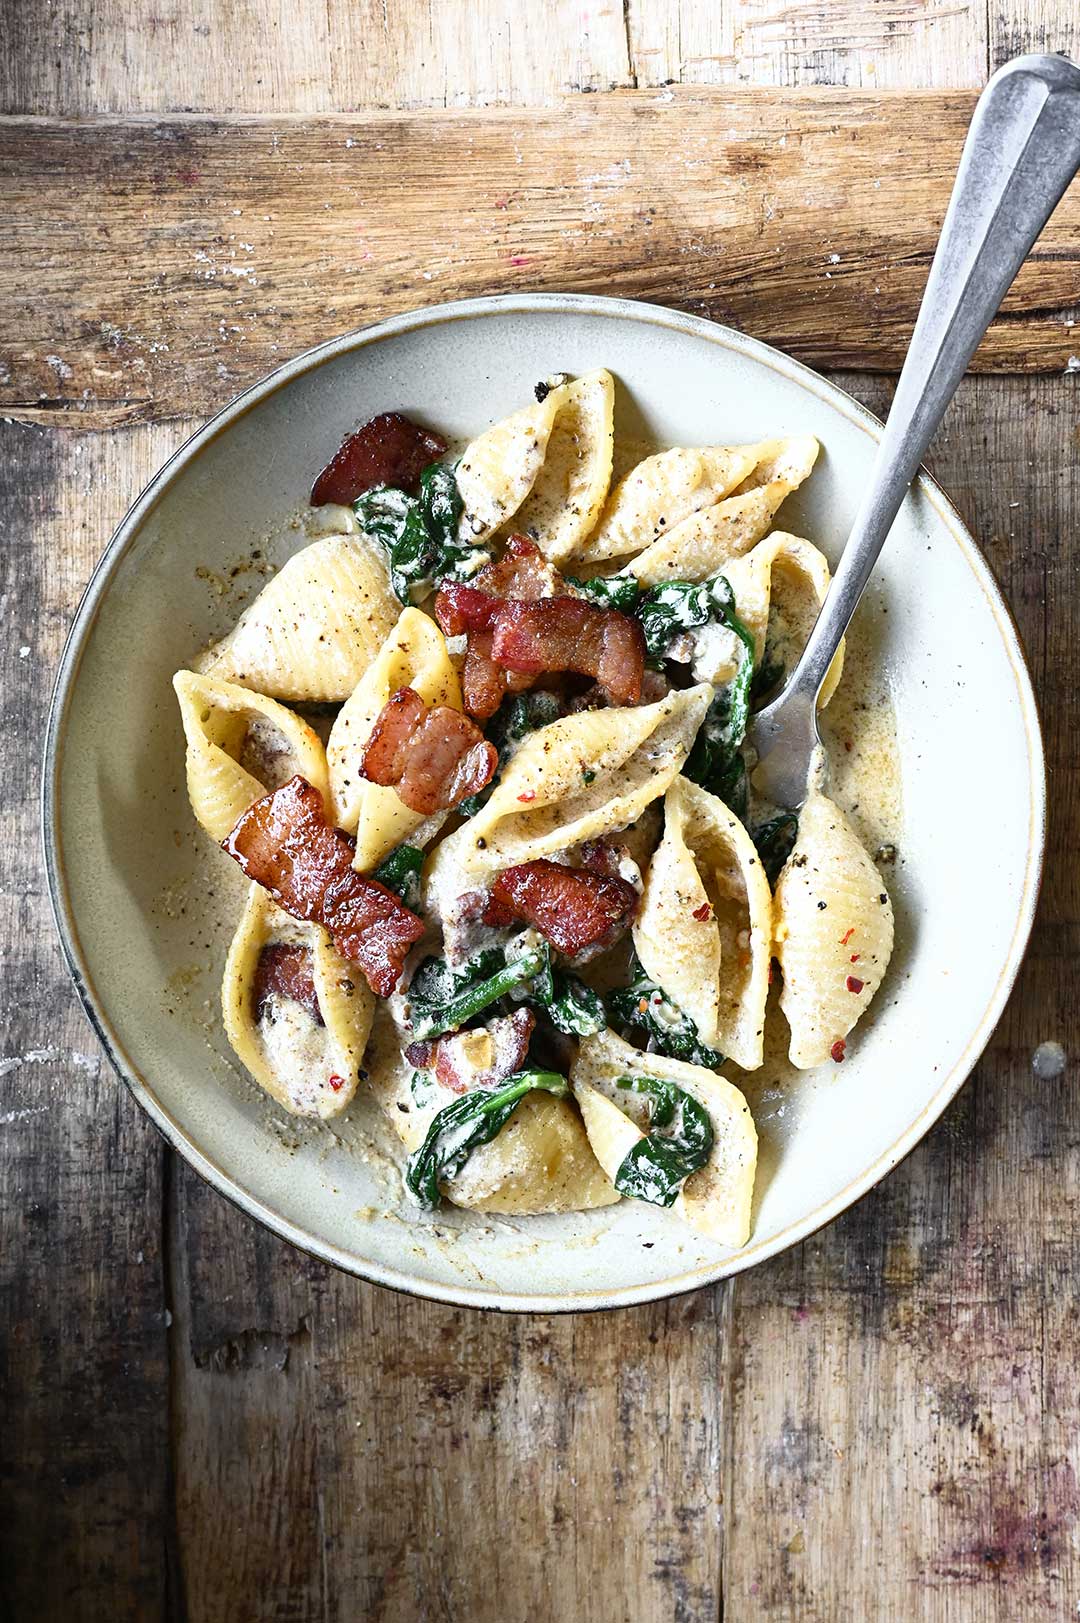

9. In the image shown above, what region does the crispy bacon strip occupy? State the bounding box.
[483,859,639,956]
[434,536,563,719]
[223,776,424,996]
[253,944,324,1024]
[310,412,446,507]
[491,598,645,706]
[360,687,498,815]
[404,1008,535,1095]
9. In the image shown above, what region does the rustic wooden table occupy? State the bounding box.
[4,3,1078,1618]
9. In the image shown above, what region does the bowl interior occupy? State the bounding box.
[47,298,1043,1309]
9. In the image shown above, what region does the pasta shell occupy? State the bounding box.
[222,884,375,1119]
[365,1004,618,1214]
[172,669,330,842]
[572,444,761,566]
[196,535,399,702]
[425,685,712,900]
[455,374,579,543]
[717,531,844,705]
[509,370,615,562]
[571,1029,757,1247]
[773,786,894,1068]
[327,607,462,868]
[634,777,772,1070]
[626,435,820,587]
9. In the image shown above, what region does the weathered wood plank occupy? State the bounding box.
[3,91,1080,431]
[628,0,989,89]
[991,0,1079,68]
[5,0,1001,116]
[0,421,178,1619]
[1,0,632,116]
[169,1157,728,1621]
[722,371,1080,1620]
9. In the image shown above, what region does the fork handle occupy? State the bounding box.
[780,53,1080,707]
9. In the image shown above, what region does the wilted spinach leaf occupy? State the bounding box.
[613,1074,714,1207]
[355,460,488,603]
[751,812,799,886]
[608,956,725,1070]
[408,937,546,1040]
[372,844,424,910]
[405,1069,569,1209]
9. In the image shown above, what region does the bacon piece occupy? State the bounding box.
[310,412,446,506]
[253,944,324,1024]
[484,859,639,956]
[223,776,425,996]
[491,598,645,706]
[405,1010,535,1095]
[359,687,497,815]
[477,533,563,598]
[434,536,565,719]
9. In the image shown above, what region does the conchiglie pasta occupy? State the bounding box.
[625,435,820,587]
[196,535,399,701]
[425,685,712,900]
[456,372,611,545]
[718,531,844,705]
[510,369,615,562]
[173,669,329,842]
[365,1004,618,1214]
[222,884,375,1119]
[327,607,462,869]
[572,444,761,566]
[634,777,772,1070]
[773,785,894,1068]
[571,1029,757,1247]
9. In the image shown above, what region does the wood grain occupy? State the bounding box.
[4,91,1080,431]
[5,0,992,117]
[0,421,183,1618]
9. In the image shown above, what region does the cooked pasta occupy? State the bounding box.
[327,606,462,868]
[571,1029,757,1246]
[222,883,375,1118]
[176,371,899,1246]
[772,778,895,1067]
[173,669,330,841]
[633,777,772,1070]
[197,534,399,701]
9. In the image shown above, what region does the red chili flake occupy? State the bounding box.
[840,928,855,946]
[692,902,712,922]
[328,1073,346,1091]
[830,1039,846,1063]
[843,739,853,753]
[517,790,536,803]
[850,953,861,964]
[846,975,864,994]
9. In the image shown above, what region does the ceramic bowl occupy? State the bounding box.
[44,294,1045,1311]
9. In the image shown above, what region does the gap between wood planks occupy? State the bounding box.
[2,88,1080,431]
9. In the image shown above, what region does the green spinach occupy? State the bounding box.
[408,938,546,1040]
[613,1075,714,1207]
[608,956,725,1069]
[355,460,488,603]
[405,1069,570,1209]
[372,843,424,910]
[751,812,799,887]
[524,948,607,1035]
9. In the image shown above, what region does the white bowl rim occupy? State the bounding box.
[42,291,1047,1313]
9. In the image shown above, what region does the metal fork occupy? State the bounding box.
[748,52,1080,810]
